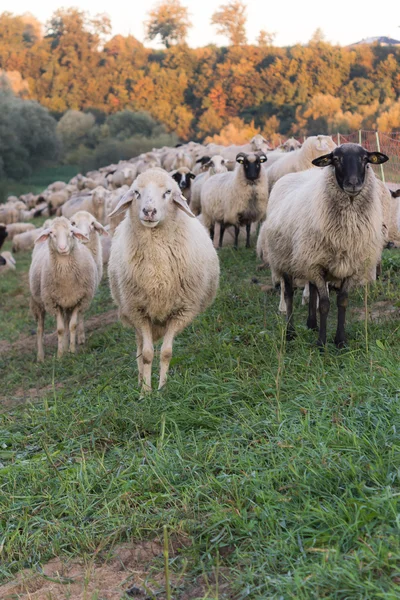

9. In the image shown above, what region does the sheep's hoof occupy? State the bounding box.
[37,355,44,363]
[77,336,85,345]
[334,337,347,349]
[316,339,327,352]
[286,329,296,342]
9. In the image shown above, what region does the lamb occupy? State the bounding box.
[190,155,228,216]
[266,135,337,192]
[0,251,16,275]
[5,222,35,240]
[69,211,108,284]
[108,168,219,392]
[61,186,108,223]
[29,217,97,361]
[201,152,268,249]
[264,143,388,348]
[169,167,196,204]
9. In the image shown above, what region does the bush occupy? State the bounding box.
[106,110,165,140]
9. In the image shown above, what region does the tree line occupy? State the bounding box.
[0,2,399,177]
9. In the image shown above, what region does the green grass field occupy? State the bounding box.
[1,232,400,599]
[0,165,79,202]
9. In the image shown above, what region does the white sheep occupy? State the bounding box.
[68,211,108,284]
[29,217,97,361]
[5,223,35,240]
[266,135,337,192]
[61,186,108,223]
[12,220,54,253]
[264,143,387,347]
[201,152,268,248]
[108,168,219,392]
[190,156,228,216]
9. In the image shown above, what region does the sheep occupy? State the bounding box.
[101,234,112,265]
[170,150,193,171]
[47,189,70,215]
[12,220,54,253]
[206,134,271,163]
[111,165,137,189]
[69,211,108,285]
[29,217,97,361]
[0,224,8,251]
[281,137,302,152]
[0,251,16,275]
[108,168,219,392]
[266,135,337,192]
[192,155,212,176]
[48,181,67,192]
[106,186,129,235]
[190,156,228,216]
[0,205,18,225]
[61,186,108,223]
[5,222,35,240]
[201,152,268,249]
[379,184,400,247]
[264,143,388,348]
[169,167,196,204]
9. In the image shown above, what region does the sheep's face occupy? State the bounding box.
[250,135,270,152]
[236,152,267,181]
[70,211,108,241]
[312,143,389,196]
[207,156,227,175]
[108,169,195,226]
[283,138,301,152]
[171,170,195,191]
[35,217,88,254]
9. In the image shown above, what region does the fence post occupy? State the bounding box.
[375,131,385,183]
[358,130,362,145]
[337,132,341,145]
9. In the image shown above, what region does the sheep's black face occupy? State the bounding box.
[312,143,389,196]
[236,152,267,182]
[171,171,195,191]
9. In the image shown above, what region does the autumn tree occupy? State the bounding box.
[211,1,247,46]
[146,0,191,48]
[257,30,275,47]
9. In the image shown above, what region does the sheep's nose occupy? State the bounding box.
[143,208,157,217]
[58,244,67,252]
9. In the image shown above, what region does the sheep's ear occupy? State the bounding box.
[93,220,109,236]
[108,189,135,217]
[390,189,400,198]
[367,152,389,165]
[312,153,333,167]
[35,228,52,243]
[188,172,196,179]
[170,171,180,182]
[173,193,196,218]
[71,226,89,242]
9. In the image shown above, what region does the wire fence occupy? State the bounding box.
[331,131,400,185]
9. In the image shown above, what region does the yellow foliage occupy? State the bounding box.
[204,118,259,144]
[377,101,400,133]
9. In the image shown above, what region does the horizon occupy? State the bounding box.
[7,0,400,48]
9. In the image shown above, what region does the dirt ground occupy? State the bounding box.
[0,538,231,599]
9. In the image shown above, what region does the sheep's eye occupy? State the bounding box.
[165,190,172,197]
[221,160,225,164]
[134,190,140,199]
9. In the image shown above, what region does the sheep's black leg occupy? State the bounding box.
[234,226,240,250]
[315,278,330,348]
[334,279,349,348]
[306,282,318,331]
[218,222,225,248]
[283,273,295,341]
[376,261,382,279]
[209,224,215,242]
[245,223,251,248]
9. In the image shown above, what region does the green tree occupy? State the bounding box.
[211,1,247,45]
[146,0,191,48]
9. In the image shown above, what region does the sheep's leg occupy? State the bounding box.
[77,313,85,345]
[36,308,45,362]
[209,224,215,242]
[218,222,225,248]
[158,318,188,390]
[135,329,144,386]
[283,273,295,340]
[334,279,349,349]
[68,307,79,354]
[306,282,318,331]
[140,320,154,393]
[315,278,330,347]
[56,309,66,359]
[234,226,240,250]
[245,223,251,248]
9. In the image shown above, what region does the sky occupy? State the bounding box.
[7,0,400,48]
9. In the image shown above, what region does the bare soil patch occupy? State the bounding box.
[351,300,400,321]
[0,539,232,600]
[0,309,118,358]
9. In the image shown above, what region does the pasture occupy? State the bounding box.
[1,223,400,599]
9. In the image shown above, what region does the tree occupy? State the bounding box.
[257,30,275,47]
[211,1,247,46]
[57,110,95,152]
[146,0,191,48]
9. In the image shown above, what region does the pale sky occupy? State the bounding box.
[7,0,400,48]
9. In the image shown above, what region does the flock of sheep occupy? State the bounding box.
[1,132,400,390]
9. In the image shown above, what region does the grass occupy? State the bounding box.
[0,164,79,202]
[1,241,400,598]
